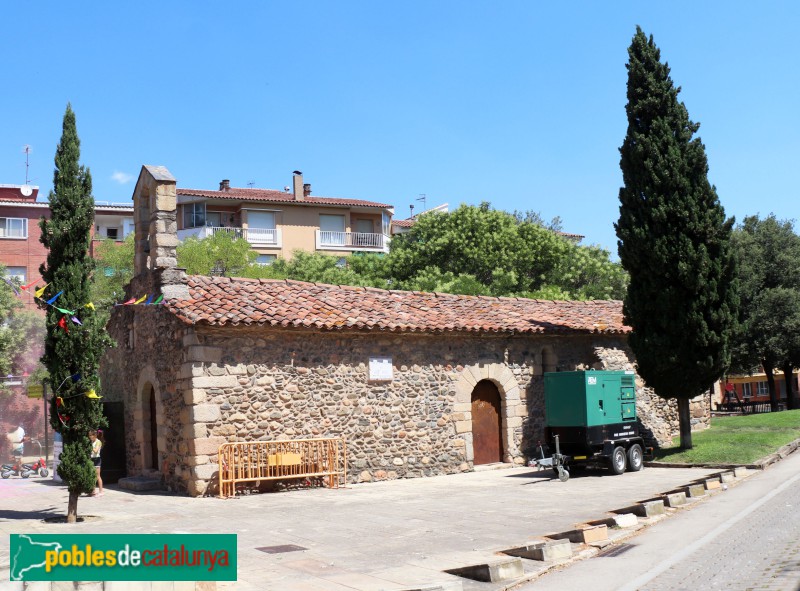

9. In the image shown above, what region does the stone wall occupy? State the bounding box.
[101,316,710,496]
[100,304,189,490]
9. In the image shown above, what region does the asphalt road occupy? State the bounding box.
[522,450,800,591]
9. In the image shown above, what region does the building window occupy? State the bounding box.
[183,203,206,228]
[0,217,27,239]
[779,381,787,399]
[5,266,26,282]
[256,254,276,265]
[742,383,752,399]
[319,214,346,246]
[106,228,119,240]
[206,212,223,227]
[382,212,391,236]
[757,382,769,396]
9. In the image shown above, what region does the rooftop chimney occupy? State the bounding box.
[292,171,304,201]
[303,183,311,198]
[219,179,230,191]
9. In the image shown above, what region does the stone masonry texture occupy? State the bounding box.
[100,309,709,497]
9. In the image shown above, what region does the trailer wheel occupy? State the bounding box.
[627,444,643,472]
[557,466,570,482]
[609,446,627,475]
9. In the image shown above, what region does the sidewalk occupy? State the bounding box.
[1,464,724,590]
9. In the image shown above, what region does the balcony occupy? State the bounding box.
[316,231,390,253]
[177,225,282,247]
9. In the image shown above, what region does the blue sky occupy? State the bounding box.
[1,2,797,255]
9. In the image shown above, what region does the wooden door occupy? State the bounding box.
[471,380,503,465]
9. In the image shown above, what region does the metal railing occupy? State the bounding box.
[316,230,388,250]
[715,401,787,414]
[177,225,281,246]
[217,437,347,498]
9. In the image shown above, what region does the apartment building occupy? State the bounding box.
[176,171,394,263]
[0,183,133,309]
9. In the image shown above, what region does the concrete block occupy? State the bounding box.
[618,500,665,517]
[720,471,735,483]
[504,538,572,561]
[193,463,218,480]
[733,467,748,478]
[705,478,721,490]
[446,557,523,583]
[684,483,707,498]
[664,492,687,507]
[550,524,608,544]
[118,475,164,491]
[613,513,638,528]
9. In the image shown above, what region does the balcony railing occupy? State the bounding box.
[316,231,389,252]
[177,225,281,247]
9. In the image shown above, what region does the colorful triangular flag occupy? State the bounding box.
[71,316,83,326]
[134,294,148,305]
[46,291,63,305]
[84,302,95,310]
[144,294,155,305]
[85,389,102,399]
[35,283,49,298]
[121,297,136,305]
[153,295,163,305]
[56,307,75,316]
[20,279,39,291]
[57,316,69,333]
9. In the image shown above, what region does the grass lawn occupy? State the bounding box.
[652,409,800,465]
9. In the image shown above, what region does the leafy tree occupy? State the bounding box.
[615,27,738,449]
[90,234,135,318]
[39,104,112,522]
[176,231,257,276]
[730,215,800,410]
[388,203,625,299]
[0,267,23,386]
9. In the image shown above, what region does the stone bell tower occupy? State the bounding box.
[130,165,188,300]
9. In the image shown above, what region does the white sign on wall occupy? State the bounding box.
[369,357,393,381]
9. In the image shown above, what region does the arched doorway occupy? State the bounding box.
[471,380,503,465]
[142,384,159,470]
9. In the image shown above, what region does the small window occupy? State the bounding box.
[206,212,222,227]
[5,266,26,282]
[106,228,119,240]
[757,382,769,396]
[0,217,27,239]
[256,254,276,265]
[742,383,752,399]
[335,257,347,268]
[183,203,206,228]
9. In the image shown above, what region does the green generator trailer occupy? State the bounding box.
[530,370,646,481]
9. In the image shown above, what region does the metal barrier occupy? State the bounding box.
[218,437,347,498]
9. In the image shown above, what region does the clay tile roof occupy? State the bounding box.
[178,187,391,209]
[165,276,630,335]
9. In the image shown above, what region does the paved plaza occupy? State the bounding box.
[0,462,729,590]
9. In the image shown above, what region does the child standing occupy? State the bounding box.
[89,429,104,497]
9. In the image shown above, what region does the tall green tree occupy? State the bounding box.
[615,27,738,449]
[730,215,800,410]
[91,233,135,321]
[39,104,111,522]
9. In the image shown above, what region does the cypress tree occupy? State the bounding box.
[615,27,738,449]
[39,104,112,522]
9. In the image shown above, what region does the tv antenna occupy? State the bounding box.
[22,145,32,184]
[247,180,255,189]
[416,193,427,213]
